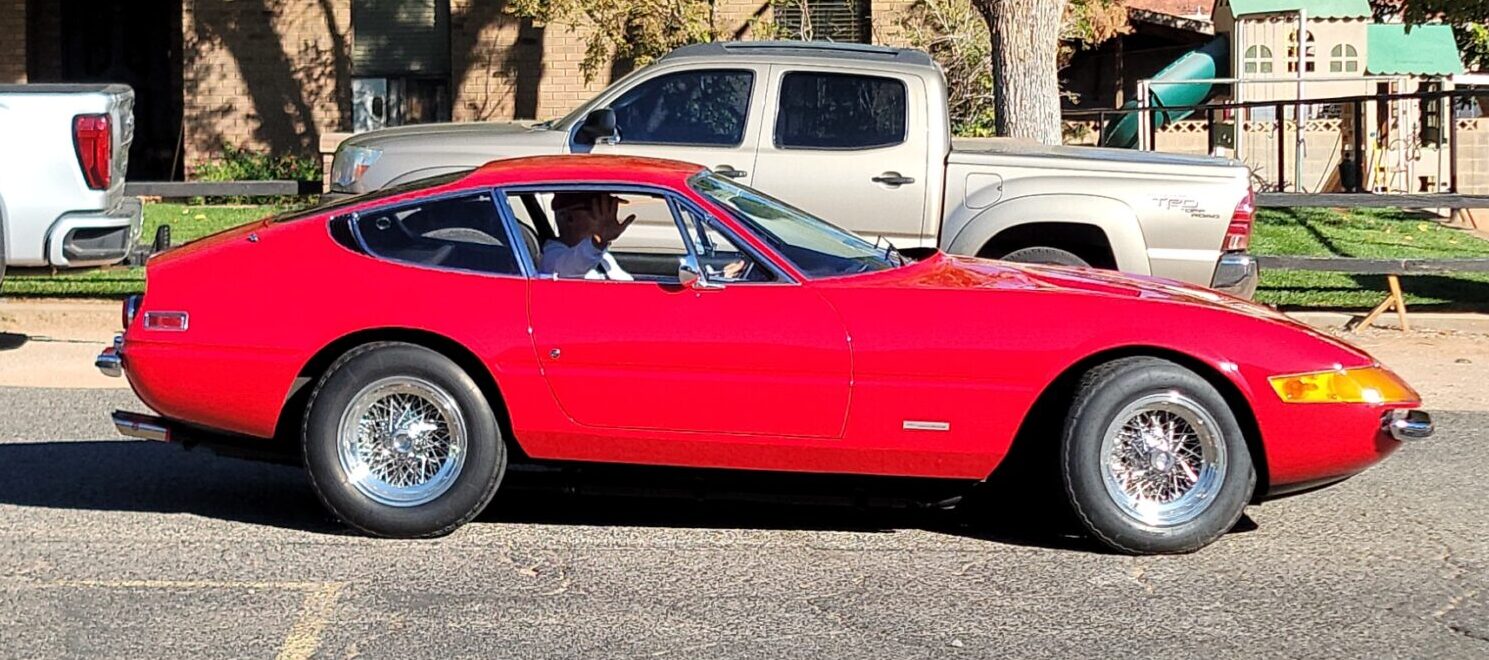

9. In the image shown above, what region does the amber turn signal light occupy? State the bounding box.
[1269,366,1420,404]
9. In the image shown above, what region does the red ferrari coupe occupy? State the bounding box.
[97,155,1430,554]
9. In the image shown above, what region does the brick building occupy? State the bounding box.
[10,0,914,180]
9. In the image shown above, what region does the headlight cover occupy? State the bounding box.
[1269,366,1420,404]
[330,144,382,192]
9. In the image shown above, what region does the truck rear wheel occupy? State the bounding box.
[998,246,1090,267]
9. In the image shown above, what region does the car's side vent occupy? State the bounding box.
[328,215,364,254]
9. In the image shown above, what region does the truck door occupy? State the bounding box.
[574,65,767,186]
[750,66,933,247]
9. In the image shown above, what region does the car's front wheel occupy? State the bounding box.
[1061,357,1255,554]
[303,342,506,538]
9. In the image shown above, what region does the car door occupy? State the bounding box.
[750,66,934,247]
[517,188,852,439]
[572,66,766,186]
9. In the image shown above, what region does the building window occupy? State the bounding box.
[1421,81,1444,143]
[1329,44,1359,73]
[774,1,871,43]
[1286,30,1316,73]
[1243,45,1274,74]
[351,0,452,132]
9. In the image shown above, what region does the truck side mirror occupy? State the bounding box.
[576,108,619,146]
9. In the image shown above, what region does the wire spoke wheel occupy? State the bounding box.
[1099,392,1227,527]
[336,376,468,507]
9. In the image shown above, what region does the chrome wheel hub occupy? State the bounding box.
[336,376,468,507]
[1099,392,1227,527]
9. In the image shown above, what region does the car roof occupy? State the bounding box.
[463,155,709,188]
[662,41,935,68]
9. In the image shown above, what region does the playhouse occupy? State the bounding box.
[1088,0,1477,194]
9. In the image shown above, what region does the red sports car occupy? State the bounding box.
[97,155,1431,554]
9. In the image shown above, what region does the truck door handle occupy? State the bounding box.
[872,172,915,187]
[714,165,748,179]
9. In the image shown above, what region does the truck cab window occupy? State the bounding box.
[775,72,907,150]
[610,70,754,146]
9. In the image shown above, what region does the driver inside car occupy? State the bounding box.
[538,191,750,282]
[538,192,637,281]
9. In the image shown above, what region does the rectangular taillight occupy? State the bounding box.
[73,113,112,190]
[1224,187,1255,252]
[143,311,189,332]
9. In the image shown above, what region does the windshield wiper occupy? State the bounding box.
[875,236,911,266]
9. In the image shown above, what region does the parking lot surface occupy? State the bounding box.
[0,387,1485,658]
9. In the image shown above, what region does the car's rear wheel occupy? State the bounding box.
[303,342,505,537]
[998,246,1090,268]
[1061,357,1255,554]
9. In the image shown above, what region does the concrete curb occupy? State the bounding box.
[1287,311,1489,335]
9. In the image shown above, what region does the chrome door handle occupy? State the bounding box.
[549,348,561,359]
[714,165,748,179]
[872,172,915,187]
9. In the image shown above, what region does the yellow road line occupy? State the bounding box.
[33,578,345,659]
[276,582,345,660]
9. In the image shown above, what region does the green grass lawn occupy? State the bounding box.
[6,202,1489,310]
[1252,208,1489,310]
[1,203,289,298]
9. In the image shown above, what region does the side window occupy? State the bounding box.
[610,70,754,146]
[775,72,907,150]
[676,204,776,283]
[354,192,521,276]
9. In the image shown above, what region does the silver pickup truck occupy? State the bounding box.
[0,84,141,274]
[331,41,1257,296]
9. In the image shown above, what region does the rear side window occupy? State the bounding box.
[354,193,522,276]
[775,72,907,150]
[611,70,754,146]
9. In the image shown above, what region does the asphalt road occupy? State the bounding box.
[0,387,1485,659]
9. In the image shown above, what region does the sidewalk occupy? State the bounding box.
[1,299,1486,410]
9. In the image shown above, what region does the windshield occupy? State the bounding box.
[690,173,899,278]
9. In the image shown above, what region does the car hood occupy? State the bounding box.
[340,121,548,148]
[879,252,1285,320]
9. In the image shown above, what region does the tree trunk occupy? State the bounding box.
[973,0,1068,145]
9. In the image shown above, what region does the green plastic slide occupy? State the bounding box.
[1100,37,1229,149]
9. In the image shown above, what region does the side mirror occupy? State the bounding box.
[576,108,619,146]
[678,255,723,290]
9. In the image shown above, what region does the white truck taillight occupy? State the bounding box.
[73,113,113,190]
[1223,187,1255,252]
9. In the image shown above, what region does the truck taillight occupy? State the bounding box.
[73,113,112,191]
[1224,187,1255,252]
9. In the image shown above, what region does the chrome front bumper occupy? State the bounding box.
[96,334,123,377]
[1211,252,1259,299]
[1384,409,1433,442]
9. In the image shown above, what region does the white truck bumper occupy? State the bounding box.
[46,197,143,268]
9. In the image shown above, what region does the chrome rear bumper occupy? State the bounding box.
[95,334,123,377]
[1211,252,1259,299]
[1384,409,1433,442]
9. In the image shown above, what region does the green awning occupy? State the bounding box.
[1366,25,1465,76]
[1227,0,1371,19]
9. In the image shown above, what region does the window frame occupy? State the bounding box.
[491,182,797,285]
[1243,45,1274,74]
[772,70,910,151]
[1328,44,1359,73]
[345,187,530,280]
[602,68,757,149]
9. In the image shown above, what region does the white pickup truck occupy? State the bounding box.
[0,84,142,278]
[331,42,1257,296]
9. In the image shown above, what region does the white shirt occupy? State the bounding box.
[538,238,634,281]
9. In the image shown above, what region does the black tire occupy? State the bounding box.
[1061,357,1255,554]
[302,342,506,538]
[999,246,1091,267]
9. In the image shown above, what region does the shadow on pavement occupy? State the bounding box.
[0,439,1259,553]
[0,333,29,351]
